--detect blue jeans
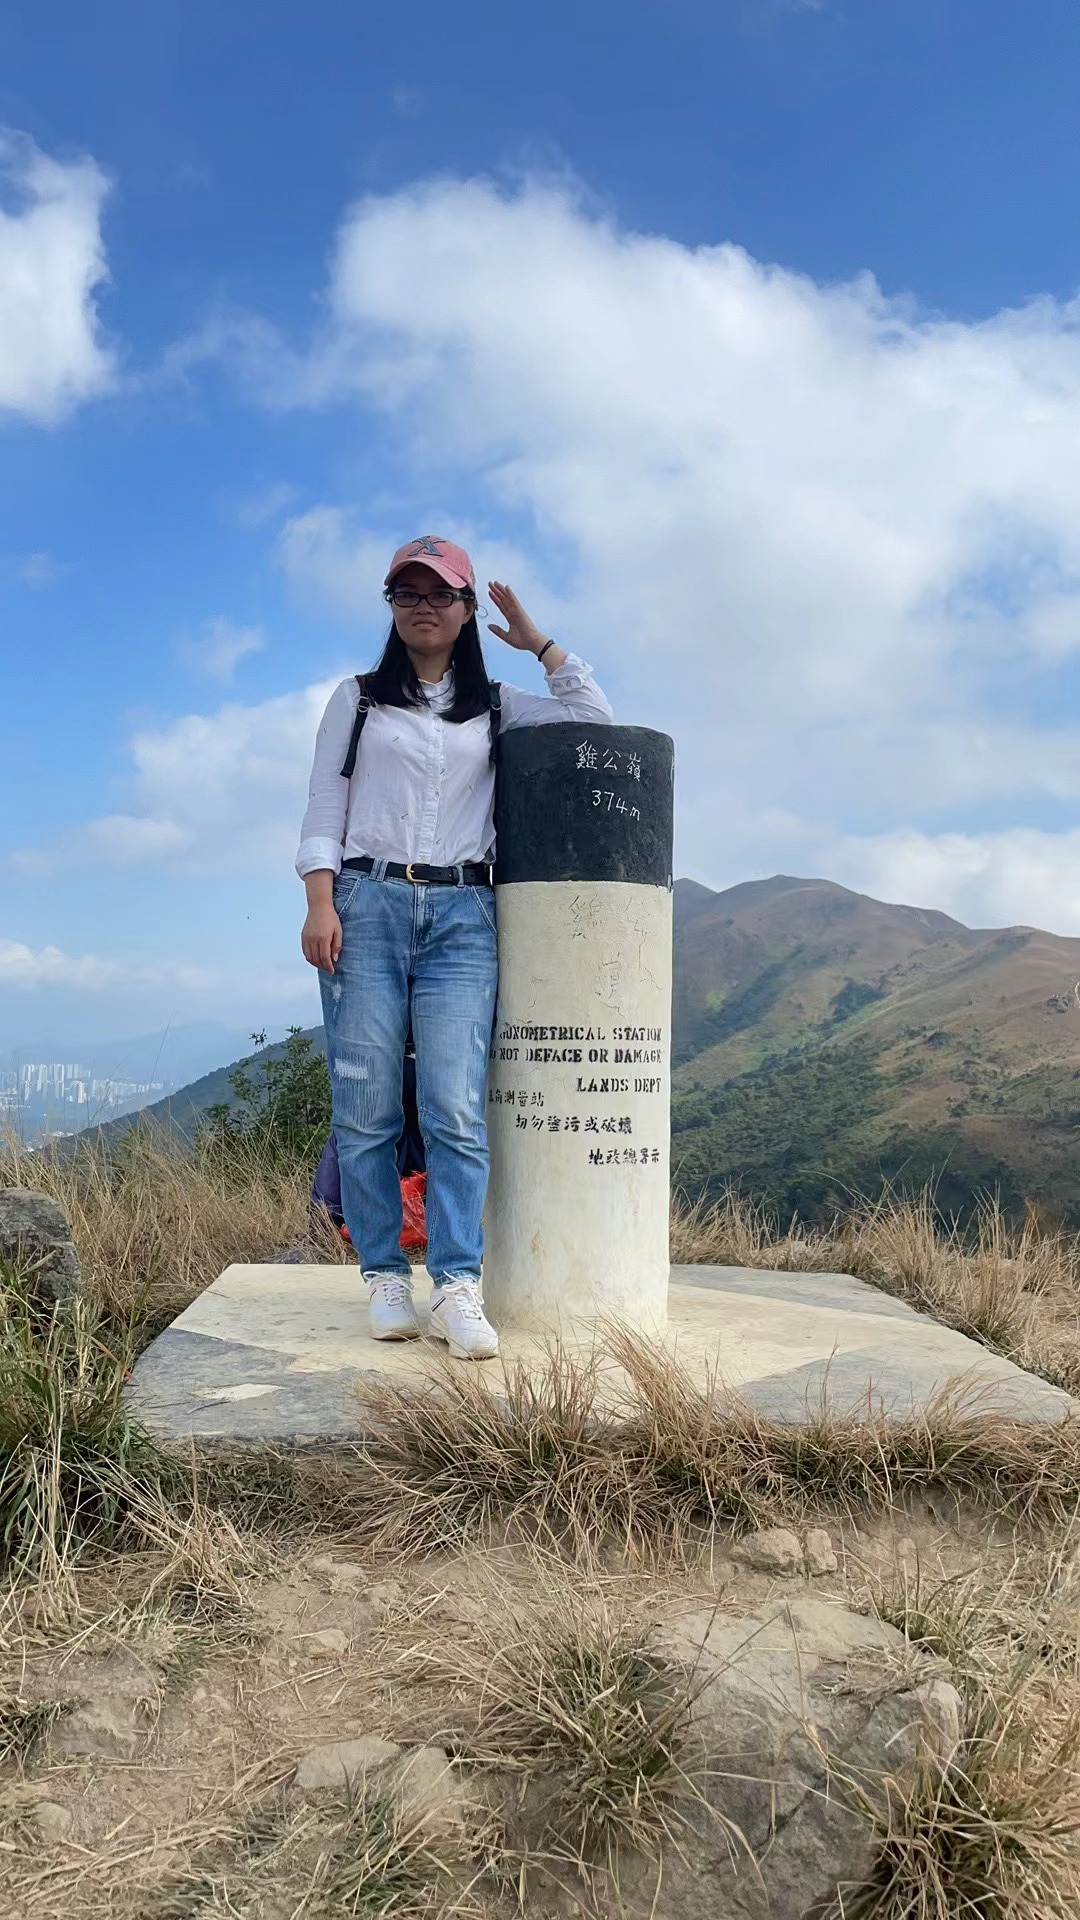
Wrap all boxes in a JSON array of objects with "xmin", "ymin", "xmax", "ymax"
[{"xmin": 319, "ymin": 871, "xmax": 498, "ymax": 1286}]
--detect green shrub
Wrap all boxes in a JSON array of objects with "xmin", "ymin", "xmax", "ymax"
[{"xmin": 198, "ymin": 1026, "xmax": 331, "ymax": 1169}]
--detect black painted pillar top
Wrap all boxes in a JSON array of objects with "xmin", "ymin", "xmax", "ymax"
[{"xmin": 494, "ymin": 724, "xmax": 674, "ymax": 887}]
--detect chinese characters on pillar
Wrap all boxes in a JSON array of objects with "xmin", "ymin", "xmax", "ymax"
[{"xmin": 575, "ymin": 739, "xmax": 643, "ymax": 822}]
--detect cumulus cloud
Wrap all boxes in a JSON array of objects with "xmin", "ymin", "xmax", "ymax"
[
  {"xmin": 235, "ymin": 173, "xmax": 1080, "ymax": 929},
  {"xmin": 0, "ymin": 936, "xmax": 291, "ymax": 995},
  {"xmin": 826, "ymin": 827, "xmax": 1080, "ymax": 936},
  {"xmin": 277, "ymin": 509, "xmax": 391, "ymax": 618},
  {"xmin": 10, "ymin": 681, "xmax": 338, "ymax": 877},
  {"xmin": 180, "ymin": 615, "xmax": 266, "ymax": 681},
  {"xmin": 0, "ymin": 131, "xmax": 114, "ymax": 424}
]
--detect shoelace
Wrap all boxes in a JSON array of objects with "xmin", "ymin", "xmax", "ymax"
[
  {"xmin": 438, "ymin": 1283, "xmax": 486, "ymax": 1321},
  {"xmin": 374, "ymin": 1280, "xmax": 414, "ymax": 1311}
]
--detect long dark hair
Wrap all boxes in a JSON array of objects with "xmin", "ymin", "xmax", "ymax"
[{"xmin": 365, "ymin": 608, "xmax": 493, "ymax": 722}]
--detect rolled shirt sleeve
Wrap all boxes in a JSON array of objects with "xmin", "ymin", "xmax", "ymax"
[
  {"xmin": 500, "ymin": 653, "xmax": 614, "ymax": 730},
  {"xmin": 295, "ymin": 678, "xmax": 355, "ymax": 878}
]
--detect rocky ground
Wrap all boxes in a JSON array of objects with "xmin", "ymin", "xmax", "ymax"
[
  {"xmin": 0, "ymin": 1492, "xmax": 1065, "ymax": 1920},
  {"xmin": 4, "ymin": 1175, "xmax": 1080, "ymax": 1916}
]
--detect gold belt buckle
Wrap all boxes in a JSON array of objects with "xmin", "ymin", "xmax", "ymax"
[{"xmin": 405, "ymin": 862, "xmax": 420, "ymax": 883}]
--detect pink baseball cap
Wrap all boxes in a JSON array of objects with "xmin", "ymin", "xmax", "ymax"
[{"xmin": 385, "ymin": 534, "xmax": 475, "ymax": 592}]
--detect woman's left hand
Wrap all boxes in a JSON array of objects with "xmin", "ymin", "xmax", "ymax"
[{"xmin": 488, "ymin": 581, "xmax": 550, "ymax": 655}]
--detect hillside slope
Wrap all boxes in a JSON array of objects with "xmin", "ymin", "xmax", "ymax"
[
  {"xmin": 671, "ymin": 875, "xmax": 1080, "ymax": 1220},
  {"xmin": 79, "ymin": 875, "xmax": 1080, "ymax": 1220},
  {"xmin": 79, "ymin": 1028, "xmax": 327, "ymax": 1146}
]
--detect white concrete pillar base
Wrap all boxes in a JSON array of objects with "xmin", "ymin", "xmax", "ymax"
[{"xmin": 483, "ymin": 879, "xmax": 672, "ymax": 1333}]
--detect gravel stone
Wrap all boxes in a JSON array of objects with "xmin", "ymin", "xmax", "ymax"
[
  {"xmin": 733, "ymin": 1527, "xmax": 804, "ymax": 1574},
  {"xmin": 293, "ymin": 1734, "xmax": 402, "ymax": 1792},
  {"xmin": 805, "ymin": 1528, "xmax": 839, "ymax": 1575}
]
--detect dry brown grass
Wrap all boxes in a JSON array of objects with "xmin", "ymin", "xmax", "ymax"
[
  {"xmin": 0, "ymin": 1126, "xmax": 348, "ymax": 1337},
  {"xmin": 434, "ymin": 1561, "xmax": 708, "ymax": 1870},
  {"xmin": 837, "ymin": 1690, "xmax": 1080, "ymax": 1919},
  {"xmin": 142, "ymin": 1787, "xmax": 484, "ymax": 1920},
  {"xmin": 341, "ymin": 1338, "xmax": 1080, "ymax": 1562},
  {"xmin": 837, "ymin": 1547, "xmax": 1080, "ymax": 1918},
  {"xmin": 672, "ymin": 1187, "xmax": 1080, "ymax": 1392}
]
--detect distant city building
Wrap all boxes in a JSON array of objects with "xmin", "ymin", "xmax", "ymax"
[{"xmin": 0, "ymin": 1060, "xmax": 171, "ymax": 1143}]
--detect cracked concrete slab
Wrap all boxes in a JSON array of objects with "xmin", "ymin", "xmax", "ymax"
[{"xmin": 125, "ymin": 1263, "xmax": 1078, "ymax": 1446}]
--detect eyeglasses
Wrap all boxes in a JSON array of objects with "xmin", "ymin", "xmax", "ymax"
[{"xmin": 386, "ymin": 586, "xmax": 471, "ymax": 610}]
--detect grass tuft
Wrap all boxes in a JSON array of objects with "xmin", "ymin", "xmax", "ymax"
[
  {"xmin": 347, "ymin": 1334, "xmax": 1080, "ymax": 1561},
  {"xmin": 349, "ymin": 1347, "xmax": 627, "ymax": 1556},
  {"xmin": 439, "ymin": 1568, "xmax": 703, "ymax": 1867},
  {"xmin": 837, "ymin": 1688, "xmax": 1080, "ymax": 1920},
  {"xmin": 0, "ymin": 1693, "xmax": 68, "ymax": 1763},
  {"xmin": 0, "ymin": 1255, "xmax": 183, "ymax": 1580},
  {"xmin": 147, "ymin": 1789, "xmax": 478, "ymax": 1919}
]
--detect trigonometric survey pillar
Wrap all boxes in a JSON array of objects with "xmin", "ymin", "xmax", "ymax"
[{"xmin": 483, "ymin": 723, "xmax": 675, "ymax": 1332}]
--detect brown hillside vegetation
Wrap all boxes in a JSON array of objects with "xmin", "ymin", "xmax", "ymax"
[{"xmin": 673, "ymin": 875, "xmax": 1080, "ymax": 1217}]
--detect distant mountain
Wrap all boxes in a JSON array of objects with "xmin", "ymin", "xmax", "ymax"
[
  {"xmin": 1, "ymin": 1024, "xmax": 265, "ymax": 1088},
  {"xmin": 72, "ymin": 1026, "xmax": 325, "ymax": 1146},
  {"xmin": 79, "ymin": 877, "xmax": 1080, "ymax": 1222},
  {"xmin": 670, "ymin": 875, "xmax": 1080, "ymax": 1222}
]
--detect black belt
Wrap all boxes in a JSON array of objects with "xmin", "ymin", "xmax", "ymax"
[{"xmin": 341, "ymin": 855, "xmax": 494, "ymax": 887}]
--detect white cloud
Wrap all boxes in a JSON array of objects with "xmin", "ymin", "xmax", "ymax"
[
  {"xmin": 0, "ymin": 131, "xmax": 114, "ymax": 424},
  {"xmin": 17, "ymin": 550, "xmax": 63, "ymax": 587},
  {"xmin": 277, "ymin": 508, "xmax": 390, "ymax": 618},
  {"xmin": 218, "ymin": 172, "xmax": 1080, "ymax": 931},
  {"xmin": 826, "ymin": 827, "xmax": 1080, "ymax": 936},
  {"xmin": 0, "ymin": 936, "xmax": 303, "ymax": 996},
  {"xmin": 180, "ymin": 615, "xmax": 266, "ymax": 681},
  {"xmin": 11, "ymin": 681, "xmax": 338, "ymax": 877},
  {"xmin": 231, "ymin": 480, "xmax": 298, "ymax": 527}
]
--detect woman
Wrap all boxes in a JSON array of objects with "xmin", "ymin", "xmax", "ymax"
[{"xmin": 297, "ymin": 535, "xmax": 613, "ymax": 1358}]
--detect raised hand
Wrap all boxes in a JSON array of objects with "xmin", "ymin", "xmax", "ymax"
[{"xmin": 487, "ymin": 580, "xmax": 550, "ymax": 655}]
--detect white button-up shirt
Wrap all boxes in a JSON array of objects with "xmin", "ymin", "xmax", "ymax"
[{"xmin": 296, "ymin": 654, "xmax": 614, "ymax": 876}]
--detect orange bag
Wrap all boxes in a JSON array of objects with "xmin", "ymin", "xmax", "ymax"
[
  {"xmin": 337, "ymin": 1173, "xmax": 427, "ymax": 1252},
  {"xmin": 399, "ymin": 1171, "xmax": 428, "ymax": 1251}
]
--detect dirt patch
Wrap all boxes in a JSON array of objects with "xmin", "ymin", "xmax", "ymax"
[{"xmin": 0, "ymin": 1500, "xmax": 1051, "ymax": 1919}]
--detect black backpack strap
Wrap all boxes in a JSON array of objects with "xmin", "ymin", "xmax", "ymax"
[
  {"xmin": 339, "ymin": 675, "xmax": 371, "ymax": 779},
  {"xmin": 488, "ymin": 681, "xmax": 502, "ymax": 766}
]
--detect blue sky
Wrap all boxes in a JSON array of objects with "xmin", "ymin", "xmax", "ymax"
[{"xmin": 4, "ymin": 0, "xmax": 1080, "ymax": 1049}]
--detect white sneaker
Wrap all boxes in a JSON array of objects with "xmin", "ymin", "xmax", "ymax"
[
  {"xmin": 429, "ymin": 1280, "xmax": 500, "ymax": 1361},
  {"xmin": 367, "ymin": 1275, "xmax": 421, "ymax": 1341}
]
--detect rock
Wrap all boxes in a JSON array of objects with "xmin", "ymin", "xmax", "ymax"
[
  {"xmin": 309, "ymin": 1557, "xmax": 405, "ymax": 1608},
  {"xmin": 293, "ymin": 1734, "xmax": 401, "ymax": 1792},
  {"xmin": 366, "ymin": 1579, "xmax": 406, "ymax": 1611},
  {"xmin": 0, "ymin": 1189, "xmax": 81, "ymax": 1304},
  {"xmin": 28, "ymin": 1800, "xmax": 73, "ymax": 1844},
  {"xmin": 306, "ymin": 1628, "xmax": 349, "ymax": 1655},
  {"xmin": 618, "ymin": 1596, "xmax": 963, "ymax": 1920},
  {"xmin": 48, "ymin": 1698, "xmax": 138, "ymax": 1759},
  {"xmin": 732, "ymin": 1527, "xmax": 804, "ymax": 1575},
  {"xmin": 805, "ymin": 1528, "xmax": 839, "ymax": 1576},
  {"xmin": 310, "ymin": 1554, "xmax": 359, "ymax": 1579},
  {"xmin": 391, "ymin": 1746, "xmax": 465, "ymax": 1836}
]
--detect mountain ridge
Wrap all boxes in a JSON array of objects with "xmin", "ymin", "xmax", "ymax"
[{"xmin": 68, "ymin": 874, "xmax": 1080, "ymax": 1220}]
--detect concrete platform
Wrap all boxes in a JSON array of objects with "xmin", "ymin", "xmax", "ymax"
[{"xmin": 126, "ymin": 1263, "xmax": 1079, "ymax": 1446}]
